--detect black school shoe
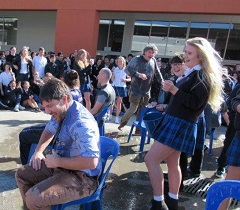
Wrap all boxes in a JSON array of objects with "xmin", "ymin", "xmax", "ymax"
[
  {"xmin": 165, "ymin": 194, "xmax": 178, "ymax": 210},
  {"xmin": 150, "ymin": 199, "xmax": 169, "ymax": 210}
]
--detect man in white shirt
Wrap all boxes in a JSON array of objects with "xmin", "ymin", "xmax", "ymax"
[{"xmin": 32, "ymin": 47, "xmax": 47, "ymax": 78}]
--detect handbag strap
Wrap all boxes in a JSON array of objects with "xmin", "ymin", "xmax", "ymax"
[{"xmin": 51, "ymin": 122, "xmax": 63, "ymax": 149}]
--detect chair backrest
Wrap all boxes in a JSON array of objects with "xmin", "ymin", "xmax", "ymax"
[
  {"xmin": 143, "ymin": 111, "xmax": 163, "ymax": 138},
  {"xmin": 95, "ymin": 106, "xmax": 110, "ymax": 124},
  {"xmin": 205, "ymin": 180, "xmax": 240, "ymax": 210},
  {"xmin": 98, "ymin": 136, "xmax": 120, "ymax": 182},
  {"xmin": 137, "ymin": 107, "xmax": 152, "ymax": 127},
  {"xmin": 137, "ymin": 107, "xmax": 161, "ymax": 127}
]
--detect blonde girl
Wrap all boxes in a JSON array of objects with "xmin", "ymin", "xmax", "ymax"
[
  {"xmin": 73, "ymin": 49, "xmax": 92, "ymax": 110},
  {"xmin": 111, "ymin": 56, "xmax": 131, "ymax": 123},
  {"xmin": 145, "ymin": 37, "xmax": 224, "ymax": 210}
]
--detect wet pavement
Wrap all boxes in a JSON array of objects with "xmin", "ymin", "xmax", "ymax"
[{"xmin": 0, "ymin": 109, "xmax": 239, "ymax": 210}]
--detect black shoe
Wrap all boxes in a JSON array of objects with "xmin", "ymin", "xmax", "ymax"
[
  {"xmin": 0, "ymin": 101, "xmax": 9, "ymax": 110},
  {"xmin": 185, "ymin": 167, "xmax": 200, "ymax": 179},
  {"xmin": 216, "ymin": 167, "xmax": 226, "ymax": 178},
  {"xmin": 204, "ymin": 145, "xmax": 209, "ymax": 152},
  {"xmin": 150, "ymin": 199, "xmax": 169, "ymax": 210},
  {"xmin": 165, "ymin": 194, "xmax": 178, "ymax": 210}
]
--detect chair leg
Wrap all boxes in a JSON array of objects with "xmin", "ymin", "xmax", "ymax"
[
  {"xmin": 139, "ymin": 129, "xmax": 147, "ymax": 152},
  {"xmin": 147, "ymin": 135, "xmax": 151, "ymax": 144},
  {"xmin": 127, "ymin": 124, "xmax": 135, "ymax": 142},
  {"xmin": 99, "ymin": 125, "xmax": 104, "ymax": 136},
  {"xmin": 102, "ymin": 124, "xmax": 105, "ymax": 136}
]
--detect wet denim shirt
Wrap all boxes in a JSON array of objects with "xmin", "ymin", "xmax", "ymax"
[{"xmin": 45, "ymin": 101, "xmax": 101, "ymax": 176}]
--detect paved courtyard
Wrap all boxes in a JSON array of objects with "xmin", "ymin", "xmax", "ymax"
[{"xmin": 0, "ymin": 109, "xmax": 239, "ymax": 210}]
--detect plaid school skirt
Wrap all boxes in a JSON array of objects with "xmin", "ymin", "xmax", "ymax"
[
  {"xmin": 113, "ymin": 86, "xmax": 127, "ymax": 97},
  {"xmin": 195, "ymin": 117, "xmax": 206, "ymax": 150},
  {"xmin": 226, "ymin": 136, "xmax": 240, "ymax": 167},
  {"xmin": 152, "ymin": 114, "xmax": 197, "ymax": 155}
]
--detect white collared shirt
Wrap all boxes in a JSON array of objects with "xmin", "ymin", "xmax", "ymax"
[{"xmin": 176, "ymin": 64, "xmax": 201, "ymax": 83}]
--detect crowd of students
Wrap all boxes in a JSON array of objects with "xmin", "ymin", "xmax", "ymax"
[{"xmin": 0, "ymin": 46, "xmax": 133, "ymax": 113}]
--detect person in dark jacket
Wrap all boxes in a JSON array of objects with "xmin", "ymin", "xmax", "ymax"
[
  {"xmin": 55, "ymin": 52, "xmax": 65, "ymax": 75},
  {"xmin": 6, "ymin": 46, "xmax": 18, "ymax": 74},
  {"xmin": 90, "ymin": 58, "xmax": 104, "ymax": 89},
  {"xmin": 4, "ymin": 80, "xmax": 25, "ymax": 112},
  {"xmin": 21, "ymin": 80, "xmax": 41, "ymax": 112},
  {"xmin": 44, "ymin": 54, "xmax": 61, "ymax": 79},
  {"xmin": 215, "ymin": 83, "xmax": 240, "ymax": 178}
]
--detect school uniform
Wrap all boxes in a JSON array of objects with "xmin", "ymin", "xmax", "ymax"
[
  {"xmin": 153, "ymin": 65, "xmax": 210, "ymax": 155},
  {"xmin": 112, "ymin": 66, "xmax": 127, "ymax": 97}
]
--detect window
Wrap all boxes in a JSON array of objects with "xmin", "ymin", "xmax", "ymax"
[
  {"xmin": 132, "ymin": 20, "xmax": 151, "ymax": 53},
  {"xmin": 165, "ymin": 21, "xmax": 188, "ymax": 56},
  {"xmin": 97, "ymin": 19, "xmax": 125, "ymax": 52},
  {"xmin": 0, "ymin": 17, "xmax": 18, "ymax": 45},
  {"xmin": 149, "ymin": 21, "xmax": 170, "ymax": 54},
  {"xmin": 189, "ymin": 22, "xmax": 209, "ymax": 38},
  {"xmin": 208, "ymin": 22, "xmax": 230, "ymax": 58},
  {"xmin": 131, "ymin": 20, "xmax": 170, "ymax": 54},
  {"xmin": 225, "ymin": 23, "xmax": 240, "ymax": 60}
]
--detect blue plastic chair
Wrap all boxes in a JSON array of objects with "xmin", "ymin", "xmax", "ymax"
[
  {"xmin": 205, "ymin": 180, "xmax": 240, "ymax": 210},
  {"xmin": 51, "ymin": 136, "xmax": 120, "ymax": 210},
  {"xmin": 95, "ymin": 106, "xmax": 110, "ymax": 136},
  {"xmin": 143, "ymin": 111, "xmax": 163, "ymax": 142},
  {"xmin": 127, "ymin": 107, "xmax": 160, "ymax": 152}
]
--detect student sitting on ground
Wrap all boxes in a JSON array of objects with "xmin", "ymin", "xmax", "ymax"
[
  {"xmin": 21, "ymin": 80, "xmax": 41, "ymax": 112},
  {"xmin": 4, "ymin": 80, "xmax": 25, "ymax": 112}
]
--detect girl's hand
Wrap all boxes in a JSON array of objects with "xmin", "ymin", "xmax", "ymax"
[{"xmin": 162, "ymin": 80, "xmax": 178, "ymax": 95}]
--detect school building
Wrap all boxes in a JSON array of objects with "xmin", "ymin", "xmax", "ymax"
[{"xmin": 1, "ymin": 0, "xmax": 240, "ymax": 64}]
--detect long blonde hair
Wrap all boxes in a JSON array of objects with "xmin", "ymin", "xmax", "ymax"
[
  {"xmin": 76, "ymin": 49, "xmax": 89, "ymax": 69},
  {"xmin": 186, "ymin": 37, "xmax": 224, "ymax": 112}
]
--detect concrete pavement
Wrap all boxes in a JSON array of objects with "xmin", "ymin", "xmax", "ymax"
[{"xmin": 0, "ymin": 109, "xmax": 239, "ymax": 210}]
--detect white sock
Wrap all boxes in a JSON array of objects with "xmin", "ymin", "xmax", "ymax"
[
  {"xmin": 169, "ymin": 192, "xmax": 178, "ymax": 199},
  {"xmin": 153, "ymin": 195, "xmax": 164, "ymax": 201}
]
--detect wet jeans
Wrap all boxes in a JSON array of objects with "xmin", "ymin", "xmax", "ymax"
[
  {"xmin": 15, "ymin": 161, "xmax": 98, "ymax": 210},
  {"xmin": 120, "ymin": 94, "xmax": 149, "ymax": 127}
]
